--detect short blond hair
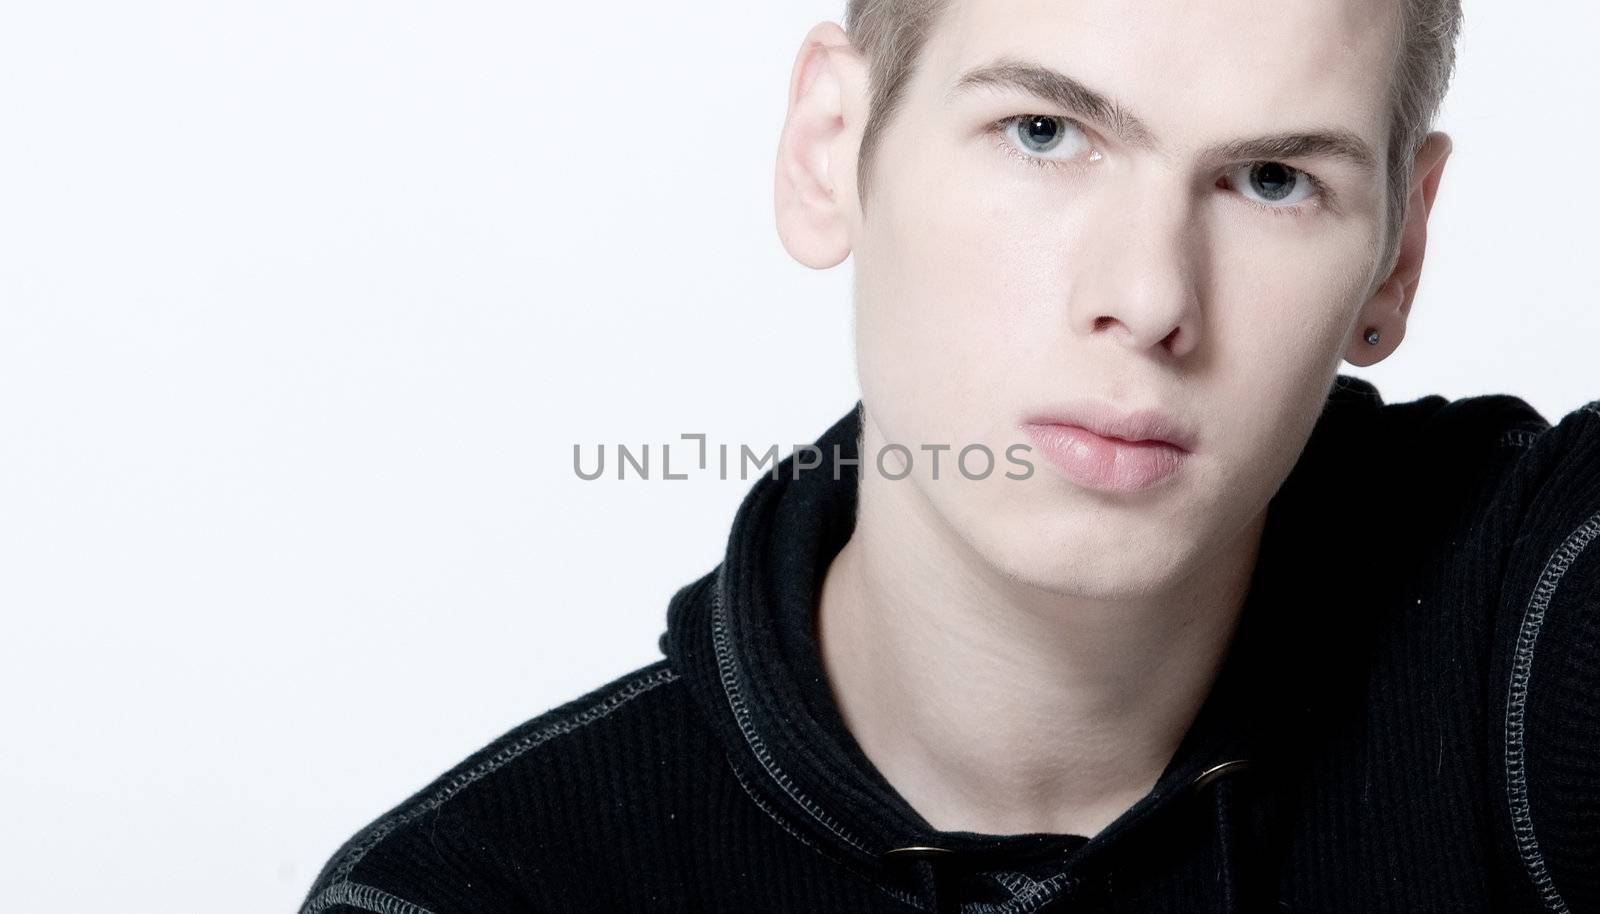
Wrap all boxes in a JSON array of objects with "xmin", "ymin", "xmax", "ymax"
[{"xmin": 844, "ymin": 0, "xmax": 1463, "ymax": 291}]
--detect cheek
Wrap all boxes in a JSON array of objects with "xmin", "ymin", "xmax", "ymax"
[
  {"xmin": 1209, "ymin": 232, "xmax": 1371, "ymax": 370},
  {"xmin": 1202, "ymin": 244, "xmax": 1371, "ymax": 475},
  {"xmin": 856, "ymin": 168, "xmax": 1069, "ymax": 396}
]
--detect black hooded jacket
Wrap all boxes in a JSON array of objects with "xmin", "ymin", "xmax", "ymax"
[{"xmin": 299, "ymin": 375, "xmax": 1600, "ymax": 913}]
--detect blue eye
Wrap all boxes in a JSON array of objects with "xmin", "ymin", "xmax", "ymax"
[
  {"xmin": 1019, "ymin": 115, "xmax": 1065, "ymax": 152},
  {"xmin": 1230, "ymin": 161, "xmax": 1319, "ymax": 208},
  {"xmin": 1003, "ymin": 115, "xmax": 1092, "ymax": 161}
]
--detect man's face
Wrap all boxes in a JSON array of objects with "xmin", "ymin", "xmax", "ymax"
[{"xmin": 847, "ymin": 0, "xmax": 1402, "ymax": 596}]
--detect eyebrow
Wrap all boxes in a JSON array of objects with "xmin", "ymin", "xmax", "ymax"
[{"xmin": 948, "ymin": 58, "xmax": 1380, "ymax": 177}]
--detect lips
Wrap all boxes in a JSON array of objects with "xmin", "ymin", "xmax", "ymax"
[
  {"xmin": 1020, "ymin": 402, "xmax": 1197, "ymax": 453},
  {"xmin": 1018, "ymin": 400, "xmax": 1197, "ymax": 492}
]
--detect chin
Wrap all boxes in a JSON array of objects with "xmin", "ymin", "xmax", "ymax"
[
  {"xmin": 967, "ymin": 505, "xmax": 1194, "ymax": 600},
  {"xmin": 966, "ymin": 525, "xmax": 1145, "ymax": 598}
]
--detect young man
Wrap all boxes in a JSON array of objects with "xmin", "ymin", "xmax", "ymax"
[{"xmin": 301, "ymin": 0, "xmax": 1599, "ymax": 911}]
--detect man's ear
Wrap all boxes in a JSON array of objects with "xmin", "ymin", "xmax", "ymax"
[
  {"xmin": 774, "ymin": 21, "xmax": 868, "ymax": 270},
  {"xmin": 1345, "ymin": 131, "xmax": 1453, "ymax": 366}
]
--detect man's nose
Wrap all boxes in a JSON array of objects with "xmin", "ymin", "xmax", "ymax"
[{"xmin": 1067, "ymin": 187, "xmax": 1204, "ymax": 360}]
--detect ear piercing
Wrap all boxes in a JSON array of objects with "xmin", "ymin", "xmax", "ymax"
[{"xmin": 1364, "ymin": 327, "xmax": 1381, "ymax": 345}]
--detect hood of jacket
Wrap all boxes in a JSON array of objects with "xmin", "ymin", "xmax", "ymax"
[{"xmin": 659, "ymin": 375, "xmax": 1398, "ymax": 913}]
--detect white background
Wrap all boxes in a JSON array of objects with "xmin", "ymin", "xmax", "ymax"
[{"xmin": 1, "ymin": 2, "xmax": 1595, "ymax": 910}]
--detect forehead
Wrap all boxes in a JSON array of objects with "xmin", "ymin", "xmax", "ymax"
[{"xmin": 922, "ymin": 0, "xmax": 1401, "ymax": 154}]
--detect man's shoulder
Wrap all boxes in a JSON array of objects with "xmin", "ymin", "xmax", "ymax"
[
  {"xmin": 1496, "ymin": 395, "xmax": 1600, "ymax": 506},
  {"xmin": 1373, "ymin": 387, "xmax": 1600, "ymax": 608},
  {"xmin": 1361, "ymin": 380, "xmax": 1552, "ymax": 465},
  {"xmin": 1332, "ymin": 381, "xmax": 1598, "ymax": 530},
  {"xmin": 297, "ymin": 657, "xmax": 703, "ymax": 914},
  {"xmin": 1439, "ymin": 390, "xmax": 1600, "ymax": 543}
]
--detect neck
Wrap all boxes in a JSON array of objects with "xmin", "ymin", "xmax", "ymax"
[{"xmin": 816, "ymin": 421, "xmax": 1265, "ymax": 839}]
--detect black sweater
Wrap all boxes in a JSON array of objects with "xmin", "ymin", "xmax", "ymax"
[{"xmin": 298, "ymin": 375, "xmax": 1600, "ymax": 913}]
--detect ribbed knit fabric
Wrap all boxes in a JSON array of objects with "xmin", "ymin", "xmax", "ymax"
[{"xmin": 298, "ymin": 374, "xmax": 1600, "ymax": 913}]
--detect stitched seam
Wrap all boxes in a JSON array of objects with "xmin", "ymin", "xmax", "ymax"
[
  {"xmin": 1500, "ymin": 400, "xmax": 1598, "ymax": 451},
  {"xmin": 1504, "ymin": 509, "xmax": 1600, "ymax": 914},
  {"xmin": 968, "ymin": 871, "xmax": 1079, "ymax": 914},
  {"xmin": 1522, "ymin": 402, "xmax": 1600, "ymax": 451},
  {"xmin": 988, "ymin": 872, "xmax": 1038, "ymax": 895},
  {"xmin": 1501, "ymin": 429, "xmax": 1541, "ymax": 450},
  {"xmin": 725, "ymin": 753, "xmax": 928, "ymax": 912},
  {"xmin": 301, "ymin": 881, "xmax": 440, "ymax": 914},
  {"xmin": 313, "ymin": 663, "xmax": 679, "ymax": 897},
  {"xmin": 710, "ymin": 571, "xmax": 873, "ymax": 853}
]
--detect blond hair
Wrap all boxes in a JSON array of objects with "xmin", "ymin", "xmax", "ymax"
[{"xmin": 844, "ymin": 0, "xmax": 1463, "ymax": 289}]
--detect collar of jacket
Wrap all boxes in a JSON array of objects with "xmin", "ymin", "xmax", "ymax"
[{"xmin": 662, "ymin": 375, "xmax": 1391, "ymax": 911}]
